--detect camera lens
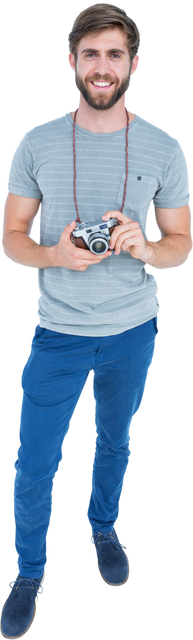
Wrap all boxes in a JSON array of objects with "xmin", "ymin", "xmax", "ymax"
[
  {"xmin": 93, "ymin": 240, "xmax": 106, "ymax": 253},
  {"xmin": 90, "ymin": 240, "xmax": 107, "ymax": 253},
  {"xmin": 89, "ymin": 235, "xmax": 108, "ymax": 254}
]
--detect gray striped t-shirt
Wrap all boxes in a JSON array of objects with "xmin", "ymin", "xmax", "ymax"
[{"xmin": 8, "ymin": 113, "xmax": 189, "ymax": 336}]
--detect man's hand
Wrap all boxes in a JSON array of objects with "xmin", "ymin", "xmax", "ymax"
[
  {"xmin": 53, "ymin": 220, "xmax": 112, "ymax": 271},
  {"xmin": 102, "ymin": 210, "xmax": 148, "ymax": 261}
]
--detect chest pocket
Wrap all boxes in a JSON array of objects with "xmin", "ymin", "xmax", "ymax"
[
  {"xmin": 116, "ymin": 173, "xmax": 157, "ymax": 212},
  {"xmin": 117, "ymin": 173, "xmax": 158, "ymax": 239}
]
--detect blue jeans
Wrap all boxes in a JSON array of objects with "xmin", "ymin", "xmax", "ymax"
[{"xmin": 14, "ymin": 318, "xmax": 158, "ymax": 578}]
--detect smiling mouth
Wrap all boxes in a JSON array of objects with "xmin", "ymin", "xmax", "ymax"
[{"xmin": 91, "ymin": 80, "xmax": 114, "ymax": 91}]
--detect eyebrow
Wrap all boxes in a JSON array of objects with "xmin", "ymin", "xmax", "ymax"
[{"xmin": 80, "ymin": 48, "xmax": 126, "ymax": 55}]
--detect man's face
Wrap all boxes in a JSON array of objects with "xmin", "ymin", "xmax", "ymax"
[{"xmin": 69, "ymin": 28, "xmax": 137, "ymax": 110}]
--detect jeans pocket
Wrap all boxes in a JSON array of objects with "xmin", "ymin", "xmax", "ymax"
[
  {"xmin": 153, "ymin": 316, "xmax": 158, "ymax": 335},
  {"xmin": 34, "ymin": 325, "xmax": 47, "ymax": 339}
]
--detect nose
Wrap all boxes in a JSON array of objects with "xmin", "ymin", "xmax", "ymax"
[{"xmin": 94, "ymin": 54, "xmax": 112, "ymax": 77}]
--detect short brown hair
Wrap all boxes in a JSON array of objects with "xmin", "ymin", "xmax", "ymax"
[{"xmin": 68, "ymin": 3, "xmax": 140, "ymax": 64}]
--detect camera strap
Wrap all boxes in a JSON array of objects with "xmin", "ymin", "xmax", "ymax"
[{"xmin": 73, "ymin": 106, "xmax": 129, "ymax": 224}]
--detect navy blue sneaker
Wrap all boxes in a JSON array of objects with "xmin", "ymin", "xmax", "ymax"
[
  {"xmin": 0, "ymin": 574, "xmax": 44, "ymax": 638},
  {"xmin": 92, "ymin": 528, "xmax": 129, "ymax": 585}
]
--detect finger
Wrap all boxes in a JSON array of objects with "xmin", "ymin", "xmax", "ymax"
[
  {"xmin": 110, "ymin": 222, "xmax": 140, "ymax": 249},
  {"xmin": 102, "ymin": 210, "xmax": 132, "ymax": 224}
]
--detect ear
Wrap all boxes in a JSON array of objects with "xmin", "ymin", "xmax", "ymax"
[
  {"xmin": 130, "ymin": 53, "xmax": 142, "ymax": 76},
  {"xmin": 69, "ymin": 52, "xmax": 76, "ymax": 71}
]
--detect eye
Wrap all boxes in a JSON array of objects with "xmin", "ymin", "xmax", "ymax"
[
  {"xmin": 110, "ymin": 53, "xmax": 120, "ymax": 59},
  {"xmin": 86, "ymin": 53, "xmax": 120, "ymax": 58},
  {"xmin": 85, "ymin": 53, "xmax": 97, "ymax": 58}
]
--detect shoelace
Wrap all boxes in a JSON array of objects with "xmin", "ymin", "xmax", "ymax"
[
  {"xmin": 93, "ymin": 532, "xmax": 129, "ymax": 552},
  {"xmin": 9, "ymin": 577, "xmax": 43, "ymax": 596}
]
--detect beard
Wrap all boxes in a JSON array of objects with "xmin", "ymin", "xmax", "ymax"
[{"xmin": 75, "ymin": 68, "xmax": 131, "ymax": 110}]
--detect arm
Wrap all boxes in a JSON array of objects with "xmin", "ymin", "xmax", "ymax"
[
  {"xmin": 145, "ymin": 205, "xmax": 192, "ymax": 268},
  {"xmin": 2, "ymin": 193, "xmax": 54, "ymax": 268},
  {"xmin": 3, "ymin": 231, "xmax": 55, "ymax": 271},
  {"xmin": 144, "ymin": 234, "xmax": 192, "ymax": 271}
]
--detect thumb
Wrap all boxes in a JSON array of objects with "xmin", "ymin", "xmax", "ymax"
[{"xmin": 69, "ymin": 220, "xmax": 76, "ymax": 230}]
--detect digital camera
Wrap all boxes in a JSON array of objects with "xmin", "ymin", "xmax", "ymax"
[{"xmin": 70, "ymin": 217, "xmax": 121, "ymax": 255}]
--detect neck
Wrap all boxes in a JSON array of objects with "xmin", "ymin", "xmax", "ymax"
[{"xmin": 71, "ymin": 103, "xmax": 135, "ymax": 133}]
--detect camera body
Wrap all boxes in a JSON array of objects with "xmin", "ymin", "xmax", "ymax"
[{"xmin": 70, "ymin": 217, "xmax": 121, "ymax": 255}]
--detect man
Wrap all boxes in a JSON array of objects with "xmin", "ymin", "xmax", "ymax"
[{"xmin": 1, "ymin": 3, "xmax": 192, "ymax": 638}]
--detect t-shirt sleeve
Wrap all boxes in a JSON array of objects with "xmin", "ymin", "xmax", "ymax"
[
  {"xmin": 153, "ymin": 140, "xmax": 189, "ymax": 208},
  {"xmin": 8, "ymin": 134, "xmax": 43, "ymax": 199}
]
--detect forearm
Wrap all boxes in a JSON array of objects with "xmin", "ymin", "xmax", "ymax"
[
  {"xmin": 3, "ymin": 231, "xmax": 56, "ymax": 268},
  {"xmin": 144, "ymin": 234, "xmax": 192, "ymax": 268}
]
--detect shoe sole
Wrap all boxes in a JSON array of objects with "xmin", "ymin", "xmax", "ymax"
[
  {"xmin": 0, "ymin": 573, "xmax": 48, "ymax": 640},
  {"xmin": 95, "ymin": 553, "xmax": 132, "ymax": 590}
]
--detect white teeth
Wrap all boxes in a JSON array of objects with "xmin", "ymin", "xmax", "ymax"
[{"xmin": 93, "ymin": 81, "xmax": 112, "ymax": 87}]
